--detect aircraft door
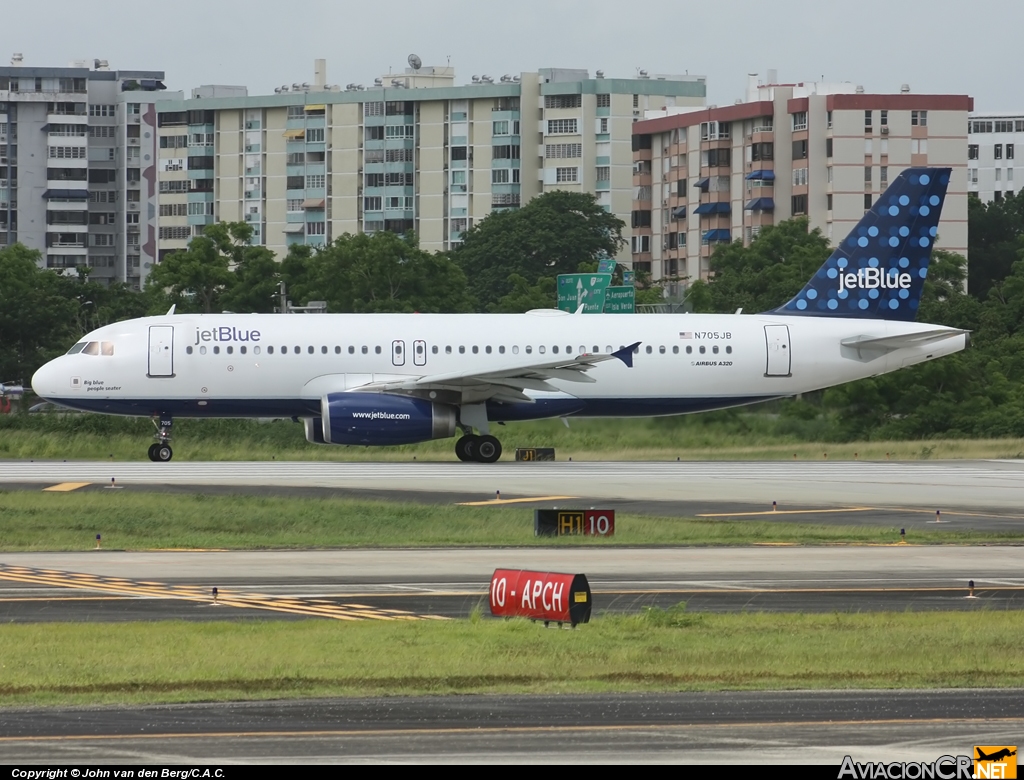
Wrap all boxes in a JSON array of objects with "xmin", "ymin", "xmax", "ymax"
[
  {"xmin": 413, "ymin": 340, "xmax": 427, "ymax": 367},
  {"xmin": 764, "ymin": 325, "xmax": 791, "ymax": 377},
  {"xmin": 148, "ymin": 326, "xmax": 175, "ymax": 378},
  {"xmin": 392, "ymin": 340, "xmax": 406, "ymax": 367}
]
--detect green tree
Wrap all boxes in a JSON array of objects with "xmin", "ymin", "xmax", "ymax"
[
  {"xmin": 0, "ymin": 244, "xmax": 78, "ymax": 381},
  {"xmin": 691, "ymin": 218, "xmax": 832, "ymax": 313},
  {"xmin": 453, "ymin": 191, "xmax": 626, "ymax": 309},
  {"xmin": 145, "ymin": 223, "xmax": 252, "ymax": 313},
  {"xmin": 290, "ymin": 231, "xmax": 473, "ymax": 313},
  {"xmin": 489, "ymin": 274, "xmax": 557, "ymax": 313},
  {"xmin": 967, "ymin": 192, "xmax": 1024, "ymax": 299}
]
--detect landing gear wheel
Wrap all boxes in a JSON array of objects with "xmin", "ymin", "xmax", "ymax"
[
  {"xmin": 475, "ymin": 435, "xmax": 502, "ymax": 464},
  {"xmin": 455, "ymin": 434, "xmax": 479, "ymax": 462},
  {"xmin": 147, "ymin": 443, "xmax": 160, "ymax": 462},
  {"xmin": 155, "ymin": 444, "xmax": 173, "ymax": 462}
]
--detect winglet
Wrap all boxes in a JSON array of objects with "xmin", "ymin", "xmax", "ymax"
[
  {"xmin": 166, "ymin": 304, "xmax": 176, "ymax": 316},
  {"xmin": 612, "ymin": 341, "xmax": 640, "ymax": 368}
]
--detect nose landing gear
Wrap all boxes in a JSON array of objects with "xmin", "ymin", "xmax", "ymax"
[{"xmin": 148, "ymin": 414, "xmax": 173, "ymax": 462}]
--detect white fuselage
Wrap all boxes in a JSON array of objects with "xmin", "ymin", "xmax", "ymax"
[{"xmin": 31, "ymin": 310, "xmax": 966, "ymax": 423}]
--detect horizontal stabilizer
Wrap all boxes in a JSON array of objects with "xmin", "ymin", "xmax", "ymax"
[{"xmin": 841, "ymin": 328, "xmax": 968, "ymax": 353}]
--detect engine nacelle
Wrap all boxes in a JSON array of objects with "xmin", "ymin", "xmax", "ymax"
[
  {"xmin": 303, "ymin": 417, "xmax": 326, "ymax": 444},
  {"xmin": 320, "ymin": 392, "xmax": 457, "ymax": 445}
]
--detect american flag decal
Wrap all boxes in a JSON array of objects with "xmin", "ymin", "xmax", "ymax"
[{"xmin": 679, "ymin": 332, "xmax": 693, "ymax": 339}]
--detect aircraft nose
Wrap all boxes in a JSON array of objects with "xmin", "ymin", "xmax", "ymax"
[{"xmin": 31, "ymin": 359, "xmax": 62, "ymax": 399}]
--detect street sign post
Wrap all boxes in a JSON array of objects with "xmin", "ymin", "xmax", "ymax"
[
  {"xmin": 556, "ymin": 273, "xmax": 612, "ymax": 313},
  {"xmin": 604, "ymin": 285, "xmax": 636, "ymax": 313}
]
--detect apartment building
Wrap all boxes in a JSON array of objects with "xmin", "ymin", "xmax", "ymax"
[
  {"xmin": 967, "ymin": 112, "xmax": 1023, "ymax": 202},
  {"xmin": 154, "ymin": 61, "xmax": 706, "ymax": 263},
  {"xmin": 630, "ymin": 76, "xmax": 971, "ymax": 290},
  {"xmin": 0, "ymin": 56, "xmax": 176, "ymax": 288}
]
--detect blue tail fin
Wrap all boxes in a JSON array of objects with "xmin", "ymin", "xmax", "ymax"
[{"xmin": 770, "ymin": 167, "xmax": 951, "ymax": 321}]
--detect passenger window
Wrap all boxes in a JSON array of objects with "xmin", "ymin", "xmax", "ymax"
[
  {"xmin": 294, "ymin": 346, "xmax": 300, "ymax": 354},
  {"xmin": 552, "ymin": 346, "xmax": 559, "ymax": 354},
  {"xmin": 213, "ymin": 346, "xmax": 220, "ymax": 354},
  {"xmin": 348, "ymin": 346, "xmax": 354, "ymax": 354},
  {"xmin": 240, "ymin": 346, "xmax": 247, "ymax": 355},
  {"xmin": 726, "ymin": 346, "xmax": 732, "ymax": 354},
  {"xmin": 362, "ymin": 346, "xmax": 368, "ymax": 354},
  {"xmin": 567, "ymin": 346, "xmax": 573, "ymax": 355},
  {"xmin": 633, "ymin": 346, "xmax": 640, "ymax": 354},
  {"xmin": 268, "ymin": 346, "xmax": 275, "ymax": 354},
  {"xmin": 645, "ymin": 346, "xmax": 653, "ymax": 354},
  {"xmin": 713, "ymin": 346, "xmax": 719, "ymax": 354},
  {"xmin": 375, "ymin": 346, "xmax": 381, "ymax": 354},
  {"xmin": 395, "ymin": 345, "xmax": 403, "ymax": 355},
  {"xmin": 525, "ymin": 346, "xmax": 532, "ymax": 354},
  {"xmin": 499, "ymin": 346, "xmax": 505, "ymax": 354},
  {"xmin": 308, "ymin": 346, "xmax": 314, "ymax": 355},
  {"xmin": 592, "ymin": 346, "xmax": 599, "ymax": 353},
  {"xmin": 485, "ymin": 346, "xmax": 492, "ymax": 354},
  {"xmin": 281, "ymin": 346, "xmax": 288, "ymax": 354},
  {"xmin": 659, "ymin": 346, "xmax": 665, "ymax": 354},
  {"xmin": 101, "ymin": 342, "xmax": 114, "ymax": 356},
  {"xmin": 322, "ymin": 346, "xmax": 328, "ymax": 354},
  {"xmin": 445, "ymin": 346, "xmax": 452, "ymax": 354},
  {"xmin": 512, "ymin": 346, "xmax": 519, "ymax": 354},
  {"xmin": 254, "ymin": 346, "xmax": 261, "ymax": 355},
  {"xmin": 672, "ymin": 346, "xmax": 679, "ymax": 354},
  {"xmin": 186, "ymin": 346, "xmax": 193, "ymax": 355},
  {"xmin": 539, "ymin": 346, "xmax": 546, "ymax": 354},
  {"xmin": 82, "ymin": 342, "xmax": 100, "ymax": 356},
  {"xmin": 472, "ymin": 346, "xmax": 478, "ymax": 354},
  {"xmin": 432, "ymin": 346, "xmax": 439, "ymax": 354},
  {"xmin": 66, "ymin": 342, "xmax": 87, "ymax": 355},
  {"xmin": 199, "ymin": 346, "xmax": 207, "ymax": 355},
  {"xmin": 699, "ymin": 346, "xmax": 706, "ymax": 354},
  {"xmin": 459, "ymin": 346, "xmax": 465, "ymax": 354},
  {"xmin": 606, "ymin": 345, "xmax": 612, "ymax": 353},
  {"xmin": 226, "ymin": 346, "xmax": 233, "ymax": 355},
  {"xmin": 686, "ymin": 346, "xmax": 692, "ymax": 354}
]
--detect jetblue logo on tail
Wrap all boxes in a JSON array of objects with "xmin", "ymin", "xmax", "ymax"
[{"xmin": 771, "ymin": 168, "xmax": 951, "ymax": 322}]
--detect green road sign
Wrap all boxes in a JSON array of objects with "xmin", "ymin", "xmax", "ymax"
[
  {"xmin": 597, "ymin": 259, "xmax": 618, "ymax": 274},
  {"xmin": 604, "ymin": 285, "xmax": 636, "ymax": 313},
  {"xmin": 557, "ymin": 273, "xmax": 612, "ymax": 313},
  {"xmin": 622, "ymin": 270, "xmax": 636, "ymax": 287}
]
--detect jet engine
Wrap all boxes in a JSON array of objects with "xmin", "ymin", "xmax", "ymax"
[{"xmin": 304, "ymin": 392, "xmax": 457, "ymax": 445}]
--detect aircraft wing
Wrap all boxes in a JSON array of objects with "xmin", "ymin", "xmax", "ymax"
[
  {"xmin": 352, "ymin": 342, "xmax": 640, "ymax": 404},
  {"xmin": 841, "ymin": 328, "xmax": 968, "ymax": 352}
]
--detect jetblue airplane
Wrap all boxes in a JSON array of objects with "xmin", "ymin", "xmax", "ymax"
[{"xmin": 31, "ymin": 168, "xmax": 967, "ymax": 463}]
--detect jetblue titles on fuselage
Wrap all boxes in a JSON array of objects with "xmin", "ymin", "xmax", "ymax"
[{"xmin": 194, "ymin": 327, "xmax": 261, "ymax": 345}]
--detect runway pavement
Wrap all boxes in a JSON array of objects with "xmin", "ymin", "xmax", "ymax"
[
  {"xmin": 5, "ymin": 458, "xmax": 1024, "ymax": 510},
  {"xmin": 0, "ymin": 690, "xmax": 1021, "ymax": 763},
  {"xmin": 1, "ymin": 546, "xmax": 1021, "ymax": 623}
]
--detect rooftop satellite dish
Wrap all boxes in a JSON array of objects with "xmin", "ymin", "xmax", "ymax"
[{"xmin": 408, "ymin": 54, "xmax": 422, "ymax": 70}]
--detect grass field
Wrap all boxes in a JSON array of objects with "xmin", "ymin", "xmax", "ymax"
[
  {"xmin": 0, "ymin": 491, "xmax": 1018, "ymax": 550},
  {"xmin": 2, "ymin": 611, "xmax": 1021, "ymax": 706},
  {"xmin": 5, "ymin": 411, "xmax": 1024, "ymax": 461}
]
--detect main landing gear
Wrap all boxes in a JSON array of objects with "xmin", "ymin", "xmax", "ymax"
[
  {"xmin": 148, "ymin": 414, "xmax": 173, "ymax": 462},
  {"xmin": 454, "ymin": 433, "xmax": 502, "ymax": 463}
]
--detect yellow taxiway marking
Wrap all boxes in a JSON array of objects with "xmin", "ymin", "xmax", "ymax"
[
  {"xmin": 697, "ymin": 507, "xmax": 874, "ymax": 517},
  {"xmin": 457, "ymin": 495, "xmax": 576, "ymax": 506},
  {"xmin": 0, "ymin": 564, "xmax": 448, "ymax": 623},
  {"xmin": 2, "ymin": 717, "xmax": 1022, "ymax": 744},
  {"xmin": 41, "ymin": 482, "xmax": 91, "ymax": 492}
]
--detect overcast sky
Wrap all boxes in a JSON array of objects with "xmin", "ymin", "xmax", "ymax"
[{"xmin": 4, "ymin": 0, "xmax": 1020, "ymax": 111}]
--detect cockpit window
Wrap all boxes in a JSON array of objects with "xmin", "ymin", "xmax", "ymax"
[{"xmin": 76, "ymin": 341, "xmax": 115, "ymax": 356}]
